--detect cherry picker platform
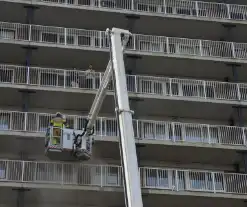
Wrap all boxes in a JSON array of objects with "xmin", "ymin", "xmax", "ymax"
[{"xmin": 45, "ymin": 126, "xmax": 93, "ymax": 161}]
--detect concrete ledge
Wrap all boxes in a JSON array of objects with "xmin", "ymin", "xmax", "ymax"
[
  {"xmin": 0, "ymin": 38, "xmax": 247, "ymax": 65},
  {"xmin": 1, "ymin": 131, "xmax": 246, "ymax": 151},
  {"xmin": 0, "ymin": 181, "xmax": 245, "ymax": 200}
]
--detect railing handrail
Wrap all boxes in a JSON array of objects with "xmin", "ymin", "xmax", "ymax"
[
  {"xmin": 0, "ymin": 159, "xmax": 223, "ymax": 172},
  {"xmin": 1, "ymin": 63, "xmax": 247, "ymax": 105},
  {"xmin": 0, "ymin": 159, "xmax": 247, "ymax": 195},
  {"xmin": 0, "ymin": 109, "xmax": 245, "ymax": 132},
  {"xmin": 1, "ymin": 63, "xmax": 246, "ymax": 85},
  {"xmin": 4, "ymin": 0, "xmax": 247, "ymax": 24},
  {"xmin": 1, "ymin": 21, "xmax": 246, "ymax": 50}
]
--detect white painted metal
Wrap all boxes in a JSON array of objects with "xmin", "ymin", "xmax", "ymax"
[
  {"xmin": 1, "ymin": 110, "xmax": 247, "ymax": 147},
  {"xmin": 110, "ymin": 28, "xmax": 143, "ymax": 207},
  {"xmin": 2, "ymin": 0, "xmax": 247, "ymax": 23},
  {"xmin": 81, "ymin": 27, "xmax": 142, "ymax": 207},
  {"xmin": 1, "ymin": 64, "xmax": 247, "ymax": 104},
  {"xmin": 1, "ymin": 22, "xmax": 247, "ymax": 62},
  {"xmin": 45, "ymin": 127, "xmax": 92, "ymax": 161},
  {"xmin": 0, "ymin": 159, "xmax": 247, "ymax": 195}
]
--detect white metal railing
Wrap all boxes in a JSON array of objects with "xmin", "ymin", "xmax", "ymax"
[
  {"xmin": 1, "ymin": 22, "xmax": 247, "ymax": 61},
  {"xmin": 0, "ymin": 110, "xmax": 246, "ymax": 147},
  {"xmin": 6, "ymin": 0, "xmax": 247, "ymax": 23},
  {"xmin": 1, "ymin": 64, "xmax": 247, "ymax": 103},
  {"xmin": 0, "ymin": 159, "xmax": 246, "ymax": 195}
]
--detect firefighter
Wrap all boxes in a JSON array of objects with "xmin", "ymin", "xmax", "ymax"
[{"xmin": 50, "ymin": 112, "xmax": 68, "ymax": 145}]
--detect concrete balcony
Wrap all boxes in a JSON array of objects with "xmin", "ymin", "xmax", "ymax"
[
  {"xmin": 0, "ymin": 159, "xmax": 246, "ymax": 201},
  {"xmin": 1, "ymin": 22, "xmax": 247, "ymax": 80},
  {"xmin": 1, "ymin": 0, "xmax": 247, "ymax": 42},
  {"xmin": 1, "ymin": 64, "xmax": 247, "ymax": 121},
  {"xmin": 0, "ymin": 187, "xmax": 245, "ymax": 207},
  {"xmin": 0, "ymin": 110, "xmax": 246, "ymax": 165}
]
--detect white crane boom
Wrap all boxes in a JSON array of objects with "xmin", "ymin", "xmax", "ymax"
[
  {"xmin": 45, "ymin": 28, "xmax": 143, "ymax": 207},
  {"xmin": 85, "ymin": 28, "xmax": 143, "ymax": 207}
]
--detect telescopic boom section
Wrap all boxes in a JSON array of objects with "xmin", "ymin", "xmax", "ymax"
[
  {"xmin": 85, "ymin": 28, "xmax": 143, "ymax": 207},
  {"xmin": 85, "ymin": 28, "xmax": 130, "ymax": 133}
]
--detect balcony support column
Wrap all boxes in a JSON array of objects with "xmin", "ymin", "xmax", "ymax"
[
  {"xmin": 243, "ymin": 153, "xmax": 247, "ymax": 173},
  {"xmin": 12, "ymin": 188, "xmax": 30, "ymax": 207},
  {"xmin": 221, "ymin": 23, "xmax": 236, "ymax": 42},
  {"xmin": 125, "ymin": 14, "xmax": 140, "ymax": 32},
  {"xmin": 18, "ymin": 89, "xmax": 35, "ymax": 112},
  {"xmin": 124, "ymin": 15, "xmax": 142, "ymax": 75},
  {"xmin": 226, "ymin": 64, "xmax": 244, "ymax": 127},
  {"xmin": 24, "ymin": 5, "xmax": 38, "ymax": 24},
  {"xmin": 129, "ymin": 97, "xmax": 145, "ymax": 166}
]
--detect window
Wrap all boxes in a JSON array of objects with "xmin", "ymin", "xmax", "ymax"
[
  {"xmin": 137, "ymin": 3, "xmax": 162, "ymax": 13},
  {"xmin": 181, "ymin": 84, "xmax": 204, "ymax": 97},
  {"xmin": 166, "ymin": 82, "xmax": 179, "ymax": 96},
  {"xmin": 41, "ymin": 33, "xmax": 58, "ymax": 43},
  {"xmin": 139, "ymin": 41, "xmax": 161, "ymax": 52},
  {"xmin": 101, "ymin": 119, "xmax": 118, "ymax": 136},
  {"xmin": 184, "ymin": 126, "xmax": 203, "ymax": 143},
  {"xmin": 0, "ymin": 29, "xmax": 15, "ymax": 39},
  {"xmin": 239, "ymin": 85, "xmax": 247, "ymax": 100},
  {"xmin": 176, "ymin": 44, "xmax": 200, "ymax": 56},
  {"xmin": 66, "ymin": 117, "xmax": 74, "ymax": 129},
  {"xmin": 145, "ymin": 168, "xmax": 169, "ymax": 188},
  {"xmin": 59, "ymin": 0, "xmax": 74, "ymax": 4},
  {"xmin": 139, "ymin": 79, "xmax": 164, "ymax": 95},
  {"xmin": 59, "ymin": 35, "xmax": 75, "ymax": 45},
  {"xmin": 169, "ymin": 124, "xmax": 182, "ymax": 141},
  {"xmin": 104, "ymin": 167, "xmax": 119, "ymax": 186},
  {"xmin": 78, "ymin": 35, "xmax": 91, "ymax": 46},
  {"xmin": 35, "ymin": 163, "xmax": 62, "ymax": 182},
  {"xmin": 176, "ymin": 7, "xmax": 192, "ymax": 15},
  {"xmin": 39, "ymin": 115, "xmax": 51, "ymax": 132},
  {"xmin": 105, "ymin": 119, "xmax": 117, "ymax": 136},
  {"xmin": 172, "ymin": 171, "xmax": 185, "ymax": 190},
  {"xmin": 235, "ymin": 47, "xmax": 247, "ymax": 59},
  {"xmin": 0, "ymin": 118, "xmax": 9, "ymax": 130},
  {"xmin": 165, "ymin": 6, "xmax": 173, "ymax": 14},
  {"xmin": 0, "ymin": 68, "xmax": 14, "ymax": 83},
  {"xmin": 188, "ymin": 172, "xmax": 212, "ymax": 190},
  {"xmin": 197, "ymin": 9, "xmax": 207, "ymax": 17},
  {"xmin": 78, "ymin": 0, "xmax": 91, "ymax": 5},
  {"xmin": 0, "ymin": 168, "xmax": 6, "ymax": 179},
  {"xmin": 208, "ymin": 127, "xmax": 219, "ymax": 144},
  {"xmin": 101, "ymin": 0, "xmax": 116, "ymax": 8},
  {"xmin": 230, "ymin": 11, "xmax": 244, "ymax": 20},
  {"xmin": 140, "ymin": 79, "xmax": 152, "ymax": 94},
  {"xmin": 142, "ymin": 122, "xmax": 155, "ymax": 139},
  {"xmin": 155, "ymin": 123, "xmax": 167, "ymax": 140},
  {"xmin": 205, "ymin": 85, "xmax": 215, "ymax": 98}
]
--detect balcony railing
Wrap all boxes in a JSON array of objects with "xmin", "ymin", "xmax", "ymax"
[
  {"xmin": 4, "ymin": 0, "xmax": 247, "ymax": 23},
  {"xmin": 1, "ymin": 22, "xmax": 247, "ymax": 62},
  {"xmin": 0, "ymin": 110, "xmax": 246, "ymax": 147},
  {"xmin": 0, "ymin": 159, "xmax": 246, "ymax": 195},
  {"xmin": 1, "ymin": 64, "xmax": 247, "ymax": 104}
]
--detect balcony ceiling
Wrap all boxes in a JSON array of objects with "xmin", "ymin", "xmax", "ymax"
[
  {"xmin": 0, "ymin": 132, "xmax": 243, "ymax": 167},
  {"xmin": 1, "ymin": 43, "xmax": 247, "ymax": 82},
  {"xmin": 0, "ymin": 86, "xmax": 245, "ymax": 122}
]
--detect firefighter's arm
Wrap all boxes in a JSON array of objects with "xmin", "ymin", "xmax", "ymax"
[
  {"xmin": 63, "ymin": 119, "xmax": 69, "ymax": 128},
  {"xmin": 50, "ymin": 119, "xmax": 54, "ymax": 126}
]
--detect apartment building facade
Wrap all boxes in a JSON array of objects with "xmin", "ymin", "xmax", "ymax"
[{"xmin": 0, "ymin": 0, "xmax": 247, "ymax": 207}]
